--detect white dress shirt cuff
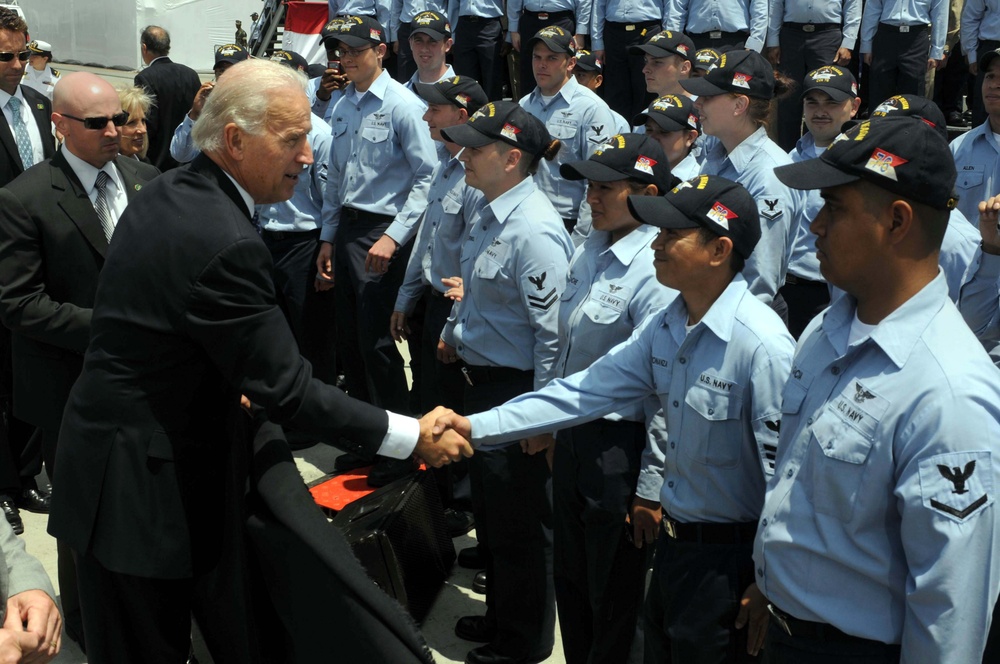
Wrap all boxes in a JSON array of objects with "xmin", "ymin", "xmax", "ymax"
[{"xmin": 376, "ymin": 411, "xmax": 420, "ymax": 459}]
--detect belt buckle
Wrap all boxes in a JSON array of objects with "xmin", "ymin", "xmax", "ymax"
[
  {"xmin": 709, "ymin": 30, "xmax": 722, "ymax": 39},
  {"xmin": 625, "ymin": 23, "xmax": 636, "ymax": 31},
  {"xmin": 900, "ymin": 25, "xmax": 910, "ymax": 33},
  {"xmin": 803, "ymin": 24, "xmax": 815, "ymax": 32},
  {"xmin": 663, "ymin": 519, "xmax": 678, "ymax": 539},
  {"xmin": 538, "ymin": 12, "xmax": 548, "ymax": 19},
  {"xmin": 767, "ymin": 604, "xmax": 793, "ymax": 636}
]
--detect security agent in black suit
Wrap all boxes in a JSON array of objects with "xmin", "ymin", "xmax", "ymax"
[
  {"xmin": 134, "ymin": 25, "xmax": 201, "ymax": 171},
  {"xmin": 0, "ymin": 71, "xmax": 160, "ymax": 649},
  {"xmin": 0, "ymin": 7, "xmax": 57, "ymax": 535},
  {"xmin": 46, "ymin": 59, "xmax": 470, "ymax": 664}
]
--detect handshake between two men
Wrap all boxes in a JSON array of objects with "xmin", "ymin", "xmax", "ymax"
[{"xmin": 412, "ymin": 407, "xmax": 476, "ymax": 468}]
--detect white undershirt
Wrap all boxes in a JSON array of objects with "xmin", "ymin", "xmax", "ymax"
[
  {"xmin": 848, "ymin": 314, "xmax": 877, "ymax": 346},
  {"xmin": 0, "ymin": 87, "xmax": 46, "ymax": 168}
]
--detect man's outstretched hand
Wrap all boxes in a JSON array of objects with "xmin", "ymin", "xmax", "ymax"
[
  {"xmin": 432, "ymin": 410, "xmax": 473, "ymax": 442},
  {"xmin": 415, "ymin": 407, "xmax": 474, "ymax": 467}
]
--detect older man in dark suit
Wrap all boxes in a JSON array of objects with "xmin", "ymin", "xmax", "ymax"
[
  {"xmin": 48, "ymin": 59, "xmax": 470, "ymax": 663},
  {"xmin": 0, "ymin": 71, "xmax": 160, "ymax": 651},
  {"xmin": 134, "ymin": 25, "xmax": 201, "ymax": 171},
  {"xmin": 0, "ymin": 6, "xmax": 57, "ymax": 537}
]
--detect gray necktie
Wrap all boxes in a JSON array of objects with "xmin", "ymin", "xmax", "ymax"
[
  {"xmin": 5, "ymin": 96, "xmax": 35, "ymax": 169},
  {"xmin": 94, "ymin": 170, "xmax": 115, "ymax": 242}
]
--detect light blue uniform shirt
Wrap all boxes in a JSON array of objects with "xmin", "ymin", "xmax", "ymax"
[
  {"xmin": 322, "ymin": 70, "xmax": 438, "ymax": 246},
  {"xmin": 442, "ymin": 176, "xmax": 574, "ymax": 390},
  {"xmin": 786, "ymin": 133, "xmax": 826, "ymax": 282},
  {"xmin": 591, "ymin": 0, "xmax": 670, "ymax": 51},
  {"xmin": 258, "ymin": 115, "xmax": 334, "ymax": 232},
  {"xmin": 309, "ymin": 78, "xmax": 345, "ymax": 126},
  {"xmin": 390, "ymin": 0, "xmax": 450, "ymax": 40},
  {"xmin": 329, "ymin": 0, "xmax": 392, "ymax": 31},
  {"xmin": 404, "ymin": 64, "xmax": 457, "ymax": 94},
  {"xmin": 961, "ymin": 0, "xmax": 1000, "ymax": 63},
  {"xmin": 449, "ymin": 0, "xmax": 505, "ymax": 32},
  {"xmin": 519, "ymin": 76, "xmax": 616, "ymax": 221},
  {"xmin": 469, "ymin": 275, "xmax": 794, "ymax": 522},
  {"xmin": 666, "ymin": 0, "xmax": 769, "ymax": 51},
  {"xmin": 957, "ymin": 251, "xmax": 1000, "ymax": 351},
  {"xmin": 554, "ymin": 225, "xmax": 677, "ymax": 500},
  {"xmin": 703, "ymin": 126, "xmax": 807, "ymax": 303},
  {"xmin": 767, "ymin": 0, "xmax": 862, "ymax": 50},
  {"xmin": 169, "ymin": 115, "xmax": 198, "ymax": 164},
  {"xmin": 859, "ymin": 0, "xmax": 949, "ymax": 60},
  {"xmin": 508, "ymin": 0, "xmax": 593, "ymax": 35},
  {"xmin": 950, "ymin": 120, "xmax": 1000, "ymax": 222},
  {"xmin": 394, "ymin": 145, "xmax": 485, "ymax": 314},
  {"xmin": 754, "ymin": 272, "xmax": 1000, "ymax": 662}
]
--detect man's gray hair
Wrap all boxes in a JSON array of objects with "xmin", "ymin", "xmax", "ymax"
[{"xmin": 192, "ymin": 59, "xmax": 308, "ymax": 154}]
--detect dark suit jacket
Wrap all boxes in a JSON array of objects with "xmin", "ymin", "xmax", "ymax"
[
  {"xmin": 0, "ymin": 150, "xmax": 159, "ymax": 432},
  {"xmin": 134, "ymin": 57, "xmax": 201, "ymax": 171},
  {"xmin": 49, "ymin": 154, "xmax": 392, "ymax": 581},
  {"xmin": 0, "ymin": 86, "xmax": 54, "ymax": 187}
]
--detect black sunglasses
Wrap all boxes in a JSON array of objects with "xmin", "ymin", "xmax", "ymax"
[
  {"xmin": 0, "ymin": 51, "xmax": 30, "ymax": 62},
  {"xmin": 61, "ymin": 111, "xmax": 130, "ymax": 130}
]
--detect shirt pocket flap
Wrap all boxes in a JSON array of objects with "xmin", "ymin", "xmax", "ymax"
[
  {"xmin": 811, "ymin": 411, "xmax": 873, "ymax": 465},
  {"xmin": 956, "ymin": 168, "xmax": 984, "ymax": 190},
  {"xmin": 362, "ymin": 126, "xmax": 390, "ymax": 143},
  {"xmin": 475, "ymin": 257, "xmax": 502, "ymax": 280},
  {"xmin": 441, "ymin": 193, "xmax": 463, "ymax": 214},
  {"xmin": 685, "ymin": 384, "xmax": 741, "ymax": 421}
]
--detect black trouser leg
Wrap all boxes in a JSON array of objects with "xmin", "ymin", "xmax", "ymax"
[
  {"xmin": 869, "ymin": 26, "xmax": 929, "ymax": 110},
  {"xmin": 603, "ymin": 22, "xmax": 659, "ymax": 120},
  {"xmin": 453, "ymin": 18, "xmax": 505, "ymax": 100},
  {"xmin": 764, "ymin": 622, "xmax": 901, "ymax": 663},
  {"xmin": 396, "ymin": 22, "xmax": 417, "ymax": 83}
]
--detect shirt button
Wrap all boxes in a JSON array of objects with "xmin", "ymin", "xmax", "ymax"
[
  {"xmin": 807, "ymin": 417, "xmax": 813, "ymax": 425},
  {"xmin": 707, "ymin": 408, "xmax": 715, "ymax": 415},
  {"xmin": 793, "ymin": 369, "xmax": 802, "ymax": 379},
  {"xmin": 761, "ymin": 518, "xmax": 768, "ymax": 527},
  {"xmin": 457, "ymin": 345, "xmax": 463, "ymax": 351},
  {"xmin": 786, "ymin": 468, "xmax": 793, "ymax": 478},
  {"xmin": 670, "ymin": 442, "xmax": 675, "ymax": 449},
  {"xmin": 673, "ymin": 401, "xmax": 679, "ymax": 407},
  {"xmin": 757, "ymin": 567, "xmax": 763, "ymax": 577},
  {"xmin": 831, "ymin": 366, "xmax": 840, "ymax": 375},
  {"xmin": 461, "ymin": 318, "xmax": 466, "ymax": 324},
  {"xmin": 679, "ymin": 357, "xmax": 686, "ymax": 364},
  {"xmin": 668, "ymin": 481, "xmax": 674, "ymax": 488}
]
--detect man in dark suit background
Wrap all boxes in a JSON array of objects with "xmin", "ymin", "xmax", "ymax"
[
  {"xmin": 0, "ymin": 6, "xmax": 56, "ymax": 537},
  {"xmin": 134, "ymin": 25, "xmax": 200, "ymax": 171},
  {"xmin": 0, "ymin": 71, "xmax": 160, "ymax": 651},
  {"xmin": 48, "ymin": 59, "xmax": 470, "ymax": 663}
]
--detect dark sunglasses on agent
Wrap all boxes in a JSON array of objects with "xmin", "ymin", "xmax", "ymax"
[
  {"xmin": 0, "ymin": 51, "xmax": 30, "ymax": 62},
  {"xmin": 61, "ymin": 111, "xmax": 130, "ymax": 130}
]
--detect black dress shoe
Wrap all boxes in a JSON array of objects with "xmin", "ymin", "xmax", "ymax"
[
  {"xmin": 0, "ymin": 496, "xmax": 23, "ymax": 535},
  {"xmin": 454, "ymin": 615, "xmax": 496, "ymax": 643},
  {"xmin": 367, "ymin": 456, "xmax": 415, "ymax": 488},
  {"xmin": 458, "ymin": 544, "xmax": 485, "ymax": 569},
  {"xmin": 445, "ymin": 508, "xmax": 475, "ymax": 537},
  {"xmin": 465, "ymin": 644, "xmax": 552, "ymax": 664},
  {"xmin": 334, "ymin": 450, "xmax": 374, "ymax": 472},
  {"xmin": 946, "ymin": 110, "xmax": 966, "ymax": 127},
  {"xmin": 472, "ymin": 570, "xmax": 487, "ymax": 594},
  {"xmin": 15, "ymin": 487, "xmax": 50, "ymax": 514}
]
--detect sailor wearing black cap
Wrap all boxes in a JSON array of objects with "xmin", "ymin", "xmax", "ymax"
[
  {"xmin": 508, "ymin": 0, "xmax": 588, "ymax": 98},
  {"xmin": 951, "ymin": 46, "xmax": 1000, "ymax": 223},
  {"xmin": 633, "ymin": 93, "xmax": 702, "ymax": 179},
  {"xmin": 519, "ymin": 26, "xmax": 616, "ymax": 235},
  {"xmin": 432, "ymin": 173, "xmax": 794, "ymax": 662},
  {"xmin": 682, "ymin": 50, "xmax": 808, "ymax": 318},
  {"xmin": 438, "ymin": 101, "xmax": 573, "ymax": 664},
  {"xmin": 317, "ymin": 15, "xmax": 439, "ymax": 485},
  {"xmin": 394, "ymin": 10, "xmax": 455, "ymax": 87},
  {"xmin": 631, "ymin": 29, "xmax": 696, "ymax": 99},
  {"xmin": 549, "ymin": 134, "xmax": 678, "ymax": 663},
  {"xmin": 758, "ymin": 114, "xmax": 1000, "ymax": 664},
  {"xmin": 571, "ymin": 51, "xmax": 630, "ymax": 133},
  {"xmin": 691, "ymin": 47, "xmax": 721, "ymax": 76}
]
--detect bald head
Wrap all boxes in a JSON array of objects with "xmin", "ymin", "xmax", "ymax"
[
  {"xmin": 140, "ymin": 25, "xmax": 169, "ymax": 63},
  {"xmin": 53, "ymin": 72, "xmax": 126, "ymax": 168}
]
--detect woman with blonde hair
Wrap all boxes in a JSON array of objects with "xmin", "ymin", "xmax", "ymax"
[{"xmin": 116, "ymin": 85, "xmax": 155, "ymax": 161}]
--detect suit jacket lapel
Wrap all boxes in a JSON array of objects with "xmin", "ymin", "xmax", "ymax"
[
  {"xmin": 116, "ymin": 157, "xmax": 146, "ymax": 203},
  {"xmin": 53, "ymin": 150, "xmax": 108, "ymax": 258},
  {"xmin": 26, "ymin": 93, "xmax": 53, "ymax": 160}
]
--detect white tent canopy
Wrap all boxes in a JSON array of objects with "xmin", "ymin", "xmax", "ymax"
[{"xmin": 19, "ymin": 0, "xmax": 263, "ymax": 72}]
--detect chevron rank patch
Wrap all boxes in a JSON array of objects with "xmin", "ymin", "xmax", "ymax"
[
  {"xmin": 919, "ymin": 451, "xmax": 993, "ymax": 523},
  {"xmin": 524, "ymin": 271, "xmax": 558, "ymax": 311},
  {"xmin": 757, "ymin": 195, "xmax": 783, "ymax": 221}
]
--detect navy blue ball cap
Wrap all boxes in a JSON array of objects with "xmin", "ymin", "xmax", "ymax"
[
  {"xmin": 441, "ymin": 100, "xmax": 553, "ymax": 156},
  {"xmin": 560, "ymin": 133, "xmax": 676, "ymax": 193},
  {"xmin": 681, "ymin": 50, "xmax": 774, "ymax": 99}
]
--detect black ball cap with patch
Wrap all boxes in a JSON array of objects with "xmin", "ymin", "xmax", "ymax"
[
  {"xmin": 774, "ymin": 116, "xmax": 959, "ymax": 211},
  {"xmin": 440, "ymin": 100, "xmax": 552, "ymax": 156},
  {"xmin": 681, "ymin": 49, "xmax": 775, "ymax": 99},
  {"xmin": 633, "ymin": 94, "xmax": 701, "ymax": 133},
  {"xmin": 693, "ymin": 48, "xmax": 721, "ymax": 72},
  {"xmin": 526, "ymin": 25, "xmax": 576, "ymax": 55},
  {"xmin": 867, "ymin": 94, "xmax": 948, "ymax": 140},
  {"xmin": 560, "ymin": 133, "xmax": 677, "ymax": 193},
  {"xmin": 416, "ymin": 76, "xmax": 488, "ymax": 111},
  {"xmin": 215, "ymin": 44, "xmax": 249, "ymax": 66},
  {"xmin": 411, "ymin": 11, "xmax": 452, "ymax": 40},
  {"xmin": 321, "ymin": 15, "xmax": 386, "ymax": 48},
  {"xmin": 628, "ymin": 30, "xmax": 695, "ymax": 63},
  {"xmin": 270, "ymin": 50, "xmax": 309, "ymax": 72},
  {"xmin": 627, "ymin": 175, "xmax": 761, "ymax": 260},
  {"xmin": 574, "ymin": 50, "xmax": 602, "ymax": 72},
  {"xmin": 801, "ymin": 65, "xmax": 857, "ymax": 102}
]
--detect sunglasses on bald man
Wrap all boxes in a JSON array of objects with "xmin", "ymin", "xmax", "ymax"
[
  {"xmin": 61, "ymin": 111, "xmax": 130, "ymax": 130},
  {"xmin": 0, "ymin": 51, "xmax": 30, "ymax": 62}
]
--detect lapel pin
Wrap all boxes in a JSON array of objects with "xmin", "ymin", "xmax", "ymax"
[
  {"xmin": 36, "ymin": 103, "xmax": 44, "ymax": 110},
  {"xmin": 134, "ymin": 184, "xmax": 142, "ymax": 191}
]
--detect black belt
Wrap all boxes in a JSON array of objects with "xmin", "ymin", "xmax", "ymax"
[
  {"xmin": 460, "ymin": 364, "xmax": 533, "ymax": 387},
  {"xmin": 662, "ymin": 517, "xmax": 757, "ymax": 545},
  {"xmin": 523, "ymin": 9, "xmax": 573, "ymax": 20},
  {"xmin": 341, "ymin": 206, "xmax": 393, "ymax": 225},
  {"xmin": 460, "ymin": 14, "xmax": 500, "ymax": 22},
  {"xmin": 260, "ymin": 228, "xmax": 319, "ymax": 243},
  {"xmin": 606, "ymin": 19, "xmax": 661, "ymax": 31},
  {"xmin": 879, "ymin": 22, "xmax": 928, "ymax": 33},
  {"xmin": 783, "ymin": 22, "xmax": 840, "ymax": 33},
  {"xmin": 689, "ymin": 29, "xmax": 748, "ymax": 39},
  {"xmin": 767, "ymin": 604, "xmax": 897, "ymax": 646},
  {"xmin": 784, "ymin": 273, "xmax": 825, "ymax": 288},
  {"xmin": 430, "ymin": 288, "xmax": 449, "ymax": 299}
]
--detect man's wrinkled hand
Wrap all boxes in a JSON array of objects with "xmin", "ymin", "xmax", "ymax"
[
  {"xmin": 734, "ymin": 583, "xmax": 769, "ymax": 656},
  {"xmin": 441, "ymin": 276, "xmax": 463, "ymax": 301},
  {"xmin": 519, "ymin": 433, "xmax": 552, "ymax": 455},
  {"xmin": 416, "ymin": 407, "xmax": 474, "ymax": 467},
  {"xmin": 365, "ymin": 234, "xmax": 398, "ymax": 274},
  {"xmin": 629, "ymin": 496, "xmax": 661, "ymax": 548}
]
